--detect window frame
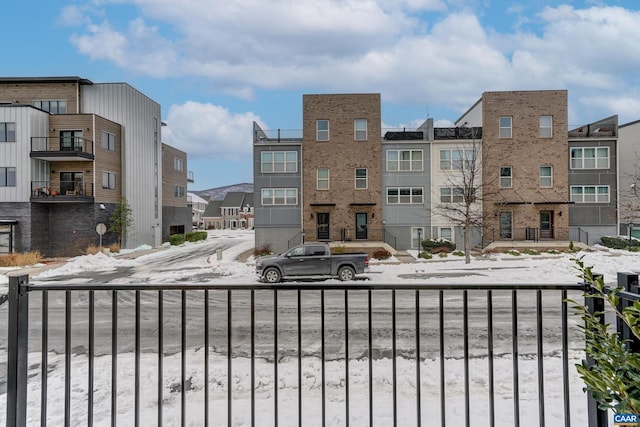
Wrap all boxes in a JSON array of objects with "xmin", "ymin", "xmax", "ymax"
[
  {"xmin": 386, "ymin": 187, "xmax": 423, "ymax": 204},
  {"xmin": 539, "ymin": 166, "xmax": 553, "ymax": 188},
  {"xmin": 411, "ymin": 227, "xmax": 425, "ymax": 249},
  {"xmin": 570, "ymin": 147, "xmax": 610, "ymax": 170},
  {"xmin": 261, "ymin": 188, "xmax": 299, "ymax": 206},
  {"xmin": 0, "ymin": 167, "xmax": 16, "ymax": 187},
  {"xmin": 174, "ymin": 185, "xmax": 185, "ymax": 198},
  {"xmin": 387, "ymin": 149, "xmax": 423, "ymax": 172},
  {"xmin": 439, "ymin": 227, "xmax": 453, "ymax": 242},
  {"xmin": 570, "ymin": 185, "xmax": 610, "ymax": 203},
  {"xmin": 317, "ymin": 168, "xmax": 329, "ymax": 190},
  {"xmin": 33, "ymin": 100, "xmax": 67, "ymax": 114},
  {"xmin": 439, "ymin": 149, "xmax": 475, "ymax": 171},
  {"xmin": 316, "ymin": 120, "xmax": 329, "ymax": 141},
  {"xmin": 0, "ymin": 122, "xmax": 16, "ymax": 142},
  {"xmin": 499, "ymin": 116, "xmax": 512, "ymax": 138},
  {"xmin": 261, "ymin": 151, "xmax": 298, "ymax": 173},
  {"xmin": 102, "ymin": 171, "xmax": 116, "ymax": 190},
  {"xmin": 499, "ymin": 166, "xmax": 512, "ymax": 188},
  {"xmin": 355, "ymin": 168, "xmax": 368, "ymax": 189},
  {"xmin": 440, "ymin": 187, "xmax": 464, "ymax": 203},
  {"xmin": 354, "ymin": 119, "xmax": 367, "ymax": 141},
  {"xmin": 539, "ymin": 116, "xmax": 553, "ymax": 138},
  {"xmin": 101, "ymin": 131, "xmax": 116, "ymax": 151},
  {"xmin": 174, "ymin": 157, "xmax": 184, "ymax": 172}
]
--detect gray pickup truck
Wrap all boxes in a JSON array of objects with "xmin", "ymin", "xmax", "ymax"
[{"xmin": 255, "ymin": 243, "xmax": 369, "ymax": 283}]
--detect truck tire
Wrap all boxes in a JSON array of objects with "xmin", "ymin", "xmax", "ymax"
[
  {"xmin": 263, "ymin": 267, "xmax": 282, "ymax": 283},
  {"xmin": 337, "ymin": 266, "xmax": 355, "ymax": 281}
]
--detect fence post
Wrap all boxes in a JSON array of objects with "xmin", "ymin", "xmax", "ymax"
[
  {"xmin": 7, "ymin": 274, "xmax": 29, "ymax": 427},
  {"xmin": 616, "ymin": 272, "xmax": 640, "ymax": 352},
  {"xmin": 584, "ymin": 275, "xmax": 608, "ymax": 427}
]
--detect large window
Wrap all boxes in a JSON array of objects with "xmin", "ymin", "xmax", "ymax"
[
  {"xmin": 101, "ymin": 131, "xmax": 116, "ymax": 151},
  {"xmin": 440, "ymin": 149, "xmax": 475, "ymax": 170},
  {"xmin": 387, "ymin": 187, "xmax": 423, "ymax": 204},
  {"xmin": 316, "ymin": 120, "xmax": 329, "ymax": 141},
  {"xmin": 540, "ymin": 166, "xmax": 553, "ymax": 187},
  {"xmin": 261, "ymin": 188, "xmax": 298, "ymax": 205},
  {"xmin": 261, "ymin": 151, "xmax": 298, "ymax": 173},
  {"xmin": 355, "ymin": 168, "xmax": 368, "ymax": 189},
  {"xmin": 317, "ymin": 168, "xmax": 329, "ymax": 190},
  {"xmin": 0, "ymin": 122, "xmax": 16, "ymax": 142},
  {"xmin": 499, "ymin": 116, "xmax": 512, "ymax": 138},
  {"xmin": 354, "ymin": 119, "xmax": 367, "ymax": 140},
  {"xmin": 539, "ymin": 116, "xmax": 552, "ymax": 138},
  {"xmin": 33, "ymin": 100, "xmax": 66, "ymax": 114},
  {"xmin": 102, "ymin": 171, "xmax": 116, "ymax": 190},
  {"xmin": 387, "ymin": 150, "xmax": 423, "ymax": 171},
  {"xmin": 174, "ymin": 185, "xmax": 185, "ymax": 198},
  {"xmin": 500, "ymin": 166, "xmax": 512, "ymax": 188},
  {"xmin": 570, "ymin": 147, "xmax": 609, "ymax": 169},
  {"xmin": 0, "ymin": 167, "xmax": 16, "ymax": 186},
  {"xmin": 571, "ymin": 186, "xmax": 609, "ymax": 203},
  {"xmin": 439, "ymin": 227, "xmax": 453, "ymax": 242},
  {"xmin": 440, "ymin": 187, "xmax": 464, "ymax": 203}
]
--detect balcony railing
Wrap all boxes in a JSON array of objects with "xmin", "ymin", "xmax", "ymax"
[
  {"xmin": 30, "ymin": 180, "xmax": 94, "ymax": 201},
  {"xmin": 30, "ymin": 137, "xmax": 94, "ymax": 158},
  {"xmin": 483, "ymin": 227, "xmax": 590, "ymax": 244},
  {"xmin": 4, "ymin": 276, "xmax": 607, "ymax": 426}
]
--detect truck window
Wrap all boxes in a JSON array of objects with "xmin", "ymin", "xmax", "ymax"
[
  {"xmin": 289, "ymin": 247, "xmax": 305, "ymax": 257},
  {"xmin": 306, "ymin": 246, "xmax": 325, "ymax": 256}
]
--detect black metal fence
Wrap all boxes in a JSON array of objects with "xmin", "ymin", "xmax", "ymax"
[{"xmin": 4, "ymin": 276, "xmax": 610, "ymax": 426}]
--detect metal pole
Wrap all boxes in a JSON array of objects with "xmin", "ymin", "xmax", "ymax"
[{"xmin": 7, "ymin": 275, "xmax": 29, "ymax": 427}]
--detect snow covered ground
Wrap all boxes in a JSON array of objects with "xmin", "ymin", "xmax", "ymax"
[{"xmin": 1, "ymin": 229, "xmax": 635, "ymax": 426}]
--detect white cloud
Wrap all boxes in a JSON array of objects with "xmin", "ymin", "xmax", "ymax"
[
  {"xmin": 66, "ymin": 1, "xmax": 640, "ymax": 122},
  {"xmin": 162, "ymin": 101, "xmax": 264, "ymax": 161}
]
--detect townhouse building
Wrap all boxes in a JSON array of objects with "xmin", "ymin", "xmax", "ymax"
[
  {"xmin": 617, "ymin": 118, "xmax": 640, "ymax": 238},
  {"xmin": 253, "ymin": 90, "xmax": 627, "ymax": 254},
  {"xmin": 0, "ymin": 76, "xmax": 176, "ymax": 256},
  {"xmin": 187, "ymin": 192, "xmax": 208, "ymax": 230},
  {"xmin": 162, "ymin": 143, "xmax": 191, "ymax": 239}
]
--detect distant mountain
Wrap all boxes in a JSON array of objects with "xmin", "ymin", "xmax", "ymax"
[{"xmin": 193, "ymin": 183, "xmax": 253, "ymax": 201}]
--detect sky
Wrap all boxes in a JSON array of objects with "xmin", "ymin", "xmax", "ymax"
[
  {"xmin": 3, "ymin": 1, "xmax": 640, "ymax": 190},
  {"xmin": 3, "ymin": 229, "xmax": 640, "ymax": 424}
]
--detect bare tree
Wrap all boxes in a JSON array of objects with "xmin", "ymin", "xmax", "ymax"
[{"xmin": 433, "ymin": 130, "xmax": 497, "ymax": 263}]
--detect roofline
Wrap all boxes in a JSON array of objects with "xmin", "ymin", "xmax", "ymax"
[
  {"xmin": 455, "ymin": 97, "xmax": 482, "ymax": 124},
  {"xmin": 620, "ymin": 119, "xmax": 640, "ymax": 128},
  {"xmin": 0, "ymin": 76, "xmax": 93, "ymax": 85}
]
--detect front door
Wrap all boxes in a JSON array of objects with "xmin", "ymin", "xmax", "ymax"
[
  {"xmin": 60, "ymin": 172, "xmax": 83, "ymax": 195},
  {"xmin": 499, "ymin": 211, "xmax": 512, "ymax": 239},
  {"xmin": 60, "ymin": 130, "xmax": 83, "ymax": 151},
  {"xmin": 356, "ymin": 213, "xmax": 368, "ymax": 240},
  {"xmin": 317, "ymin": 213, "xmax": 330, "ymax": 240},
  {"xmin": 540, "ymin": 211, "xmax": 554, "ymax": 239}
]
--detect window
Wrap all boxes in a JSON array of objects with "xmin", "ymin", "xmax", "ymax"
[
  {"xmin": 386, "ymin": 187, "xmax": 423, "ymax": 204},
  {"xmin": 174, "ymin": 185, "xmax": 185, "ymax": 198},
  {"xmin": 387, "ymin": 150, "xmax": 423, "ymax": 171},
  {"xmin": 355, "ymin": 168, "xmax": 368, "ymax": 189},
  {"xmin": 0, "ymin": 123, "xmax": 16, "ymax": 142},
  {"xmin": 540, "ymin": 166, "xmax": 553, "ymax": 187},
  {"xmin": 261, "ymin": 188, "xmax": 298, "ymax": 205},
  {"xmin": 316, "ymin": 120, "xmax": 329, "ymax": 141},
  {"xmin": 174, "ymin": 157, "xmax": 184, "ymax": 171},
  {"xmin": 102, "ymin": 172, "xmax": 116, "ymax": 190},
  {"xmin": 439, "ymin": 227, "xmax": 453, "ymax": 242},
  {"xmin": 317, "ymin": 168, "xmax": 329, "ymax": 190},
  {"xmin": 571, "ymin": 186, "xmax": 609, "ymax": 203},
  {"xmin": 33, "ymin": 100, "xmax": 66, "ymax": 114},
  {"xmin": 440, "ymin": 149, "xmax": 475, "ymax": 170},
  {"xmin": 440, "ymin": 187, "xmax": 464, "ymax": 203},
  {"xmin": 0, "ymin": 167, "xmax": 16, "ymax": 186},
  {"xmin": 499, "ymin": 116, "xmax": 512, "ymax": 138},
  {"xmin": 500, "ymin": 166, "xmax": 512, "ymax": 188},
  {"xmin": 354, "ymin": 119, "xmax": 367, "ymax": 140},
  {"xmin": 261, "ymin": 151, "xmax": 297, "ymax": 173},
  {"xmin": 101, "ymin": 131, "xmax": 116, "ymax": 151},
  {"xmin": 539, "ymin": 116, "xmax": 552, "ymax": 138},
  {"xmin": 570, "ymin": 147, "xmax": 609, "ymax": 169}
]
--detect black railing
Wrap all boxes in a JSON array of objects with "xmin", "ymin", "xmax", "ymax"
[
  {"xmin": 4, "ymin": 276, "xmax": 606, "ymax": 426},
  {"xmin": 31, "ymin": 181, "xmax": 95, "ymax": 198},
  {"xmin": 31, "ymin": 137, "xmax": 94, "ymax": 156},
  {"xmin": 485, "ymin": 227, "xmax": 589, "ymax": 244}
]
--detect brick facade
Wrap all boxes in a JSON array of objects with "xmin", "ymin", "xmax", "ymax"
[{"xmin": 302, "ymin": 94, "xmax": 383, "ymax": 241}]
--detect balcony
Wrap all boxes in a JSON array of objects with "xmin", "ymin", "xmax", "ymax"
[
  {"xmin": 187, "ymin": 171, "xmax": 195, "ymax": 183},
  {"xmin": 30, "ymin": 180, "xmax": 95, "ymax": 203},
  {"xmin": 30, "ymin": 137, "xmax": 95, "ymax": 161}
]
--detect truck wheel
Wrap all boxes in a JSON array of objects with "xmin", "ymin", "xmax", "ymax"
[
  {"xmin": 263, "ymin": 267, "xmax": 282, "ymax": 283},
  {"xmin": 338, "ymin": 266, "xmax": 355, "ymax": 281}
]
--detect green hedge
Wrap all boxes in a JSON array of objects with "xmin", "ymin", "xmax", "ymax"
[
  {"xmin": 600, "ymin": 236, "xmax": 640, "ymax": 250},
  {"xmin": 169, "ymin": 234, "xmax": 185, "ymax": 246},
  {"xmin": 421, "ymin": 239, "xmax": 456, "ymax": 253},
  {"xmin": 185, "ymin": 231, "xmax": 208, "ymax": 242}
]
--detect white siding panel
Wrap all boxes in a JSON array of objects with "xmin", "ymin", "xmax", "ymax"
[{"xmin": 81, "ymin": 83, "xmax": 162, "ymax": 248}]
